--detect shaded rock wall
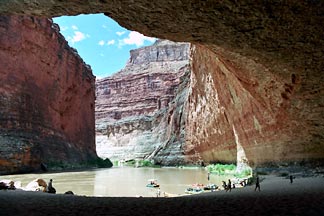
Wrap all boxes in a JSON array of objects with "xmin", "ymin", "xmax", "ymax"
[
  {"xmin": 96, "ymin": 40, "xmax": 190, "ymax": 164},
  {"xmin": 0, "ymin": 16, "xmax": 97, "ymax": 174},
  {"xmin": 185, "ymin": 44, "xmax": 323, "ymax": 167}
]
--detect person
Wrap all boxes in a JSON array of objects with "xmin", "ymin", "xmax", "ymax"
[
  {"xmin": 290, "ymin": 175, "xmax": 294, "ymax": 184},
  {"xmin": 255, "ymin": 176, "xmax": 260, "ymax": 191},
  {"xmin": 47, "ymin": 179, "xmax": 56, "ymax": 194},
  {"xmin": 227, "ymin": 179, "xmax": 232, "ymax": 192},
  {"xmin": 36, "ymin": 178, "xmax": 47, "ymax": 192},
  {"xmin": 207, "ymin": 172, "xmax": 210, "ymax": 182},
  {"xmin": 222, "ymin": 181, "xmax": 227, "ymax": 190},
  {"xmin": 8, "ymin": 181, "xmax": 15, "ymax": 190},
  {"xmin": 156, "ymin": 188, "xmax": 161, "ymax": 197}
]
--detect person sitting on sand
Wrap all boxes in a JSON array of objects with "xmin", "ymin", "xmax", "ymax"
[
  {"xmin": 47, "ymin": 179, "xmax": 56, "ymax": 194},
  {"xmin": 36, "ymin": 179, "xmax": 47, "ymax": 192},
  {"xmin": 8, "ymin": 181, "xmax": 15, "ymax": 190}
]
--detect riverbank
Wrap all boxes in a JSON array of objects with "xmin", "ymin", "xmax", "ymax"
[{"xmin": 0, "ymin": 174, "xmax": 323, "ymax": 216}]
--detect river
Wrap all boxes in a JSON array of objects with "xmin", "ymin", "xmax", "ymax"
[{"xmin": 0, "ymin": 167, "xmax": 234, "ymax": 197}]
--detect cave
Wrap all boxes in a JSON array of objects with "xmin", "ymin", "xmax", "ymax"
[
  {"xmin": 0, "ymin": 1, "xmax": 323, "ymax": 215},
  {"xmin": 1, "ymin": 0, "xmax": 323, "ymax": 170}
]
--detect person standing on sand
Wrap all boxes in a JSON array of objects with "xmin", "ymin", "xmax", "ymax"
[
  {"xmin": 290, "ymin": 175, "xmax": 294, "ymax": 184},
  {"xmin": 156, "ymin": 188, "xmax": 161, "ymax": 197},
  {"xmin": 255, "ymin": 176, "xmax": 260, "ymax": 191},
  {"xmin": 227, "ymin": 179, "xmax": 232, "ymax": 192},
  {"xmin": 207, "ymin": 172, "xmax": 210, "ymax": 182},
  {"xmin": 222, "ymin": 181, "xmax": 227, "ymax": 190}
]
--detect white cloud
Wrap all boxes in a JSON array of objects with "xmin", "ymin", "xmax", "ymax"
[
  {"xmin": 67, "ymin": 31, "xmax": 86, "ymax": 44},
  {"xmin": 107, "ymin": 40, "xmax": 115, "ymax": 45},
  {"xmin": 116, "ymin": 31, "xmax": 125, "ymax": 36},
  {"xmin": 60, "ymin": 26, "xmax": 68, "ymax": 31},
  {"xmin": 71, "ymin": 25, "xmax": 78, "ymax": 30},
  {"xmin": 98, "ymin": 40, "xmax": 105, "ymax": 46},
  {"xmin": 119, "ymin": 31, "xmax": 156, "ymax": 47}
]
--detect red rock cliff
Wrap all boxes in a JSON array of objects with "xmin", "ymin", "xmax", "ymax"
[
  {"xmin": 0, "ymin": 16, "xmax": 97, "ymax": 174},
  {"xmin": 95, "ymin": 40, "xmax": 190, "ymax": 164}
]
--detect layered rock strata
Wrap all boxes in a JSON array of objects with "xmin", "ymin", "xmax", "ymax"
[
  {"xmin": 96, "ymin": 40, "xmax": 190, "ymax": 164},
  {"xmin": 185, "ymin": 44, "xmax": 323, "ymax": 166},
  {"xmin": 0, "ymin": 16, "xmax": 97, "ymax": 174}
]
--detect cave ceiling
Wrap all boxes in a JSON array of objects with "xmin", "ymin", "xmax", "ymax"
[{"xmin": 0, "ymin": 0, "xmax": 323, "ymax": 76}]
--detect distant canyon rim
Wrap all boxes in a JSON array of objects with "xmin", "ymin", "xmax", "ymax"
[{"xmin": 0, "ymin": 1, "xmax": 323, "ymax": 174}]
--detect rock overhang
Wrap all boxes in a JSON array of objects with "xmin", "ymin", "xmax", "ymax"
[{"xmin": 0, "ymin": 1, "xmax": 323, "ymax": 167}]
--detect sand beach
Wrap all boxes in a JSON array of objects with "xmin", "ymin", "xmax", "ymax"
[{"xmin": 0, "ymin": 174, "xmax": 324, "ymax": 216}]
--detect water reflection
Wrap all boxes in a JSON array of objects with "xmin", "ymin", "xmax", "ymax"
[{"xmin": 0, "ymin": 167, "xmax": 233, "ymax": 197}]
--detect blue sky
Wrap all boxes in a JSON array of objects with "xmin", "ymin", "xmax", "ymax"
[{"xmin": 53, "ymin": 14, "xmax": 156, "ymax": 79}]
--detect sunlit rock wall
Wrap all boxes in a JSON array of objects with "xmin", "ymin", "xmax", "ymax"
[
  {"xmin": 0, "ymin": 16, "xmax": 97, "ymax": 174},
  {"xmin": 96, "ymin": 40, "xmax": 190, "ymax": 164}
]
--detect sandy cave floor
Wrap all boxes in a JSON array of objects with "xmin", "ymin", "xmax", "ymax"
[{"xmin": 0, "ymin": 174, "xmax": 323, "ymax": 216}]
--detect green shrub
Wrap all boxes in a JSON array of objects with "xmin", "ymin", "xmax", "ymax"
[
  {"xmin": 206, "ymin": 163, "xmax": 236, "ymax": 175},
  {"xmin": 206, "ymin": 163, "xmax": 252, "ymax": 178},
  {"xmin": 139, "ymin": 160, "xmax": 153, "ymax": 167},
  {"xmin": 234, "ymin": 167, "xmax": 252, "ymax": 178},
  {"xmin": 112, "ymin": 160, "xmax": 119, "ymax": 167}
]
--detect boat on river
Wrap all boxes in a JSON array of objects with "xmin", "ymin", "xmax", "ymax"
[
  {"xmin": 146, "ymin": 179, "xmax": 160, "ymax": 188},
  {"xmin": 185, "ymin": 183, "xmax": 218, "ymax": 194},
  {"xmin": 203, "ymin": 183, "xmax": 218, "ymax": 191},
  {"xmin": 185, "ymin": 183, "xmax": 204, "ymax": 194},
  {"xmin": 185, "ymin": 187, "xmax": 204, "ymax": 194}
]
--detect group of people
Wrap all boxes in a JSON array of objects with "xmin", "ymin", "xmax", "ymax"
[
  {"xmin": 209, "ymin": 172, "xmax": 297, "ymax": 193},
  {"xmin": 219, "ymin": 177, "xmax": 259, "ymax": 192},
  {"xmin": 0, "ymin": 178, "xmax": 56, "ymax": 194},
  {"xmin": 30, "ymin": 178, "xmax": 56, "ymax": 194},
  {"xmin": 222, "ymin": 179, "xmax": 235, "ymax": 192},
  {"xmin": 0, "ymin": 180, "xmax": 16, "ymax": 190}
]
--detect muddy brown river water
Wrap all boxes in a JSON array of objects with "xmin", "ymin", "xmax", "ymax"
[{"xmin": 0, "ymin": 167, "xmax": 234, "ymax": 197}]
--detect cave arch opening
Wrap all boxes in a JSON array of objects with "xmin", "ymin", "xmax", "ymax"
[
  {"xmin": 52, "ymin": 14, "xmax": 197, "ymax": 167},
  {"xmin": 1, "ymin": 1, "xmax": 323, "ymax": 174}
]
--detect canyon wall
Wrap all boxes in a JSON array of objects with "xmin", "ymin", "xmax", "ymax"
[
  {"xmin": 185, "ymin": 44, "xmax": 323, "ymax": 167},
  {"xmin": 0, "ymin": 16, "xmax": 97, "ymax": 174},
  {"xmin": 96, "ymin": 40, "xmax": 190, "ymax": 164},
  {"xmin": 97, "ymin": 41, "xmax": 324, "ymax": 167}
]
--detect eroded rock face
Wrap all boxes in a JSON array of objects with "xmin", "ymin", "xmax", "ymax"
[
  {"xmin": 96, "ymin": 40, "xmax": 190, "ymax": 164},
  {"xmin": 0, "ymin": 16, "xmax": 97, "ymax": 174},
  {"xmin": 185, "ymin": 45, "xmax": 324, "ymax": 166}
]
